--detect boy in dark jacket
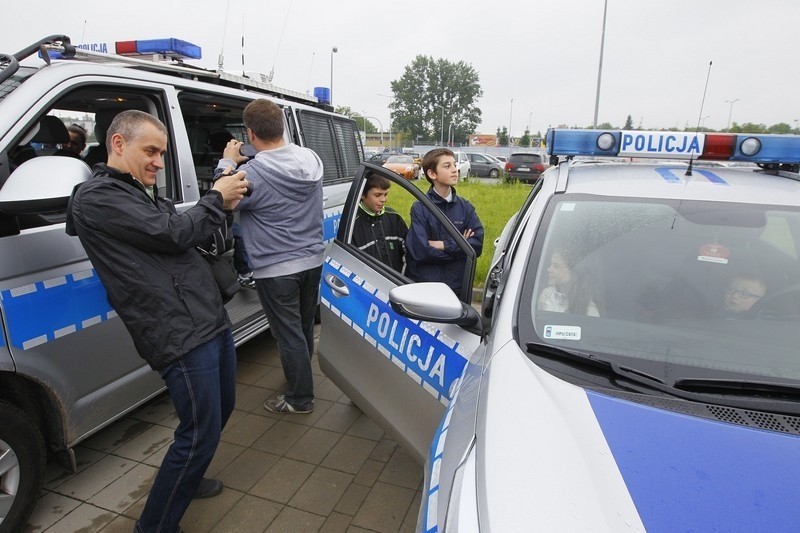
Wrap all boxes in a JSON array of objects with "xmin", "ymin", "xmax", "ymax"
[
  {"xmin": 352, "ymin": 172, "xmax": 408, "ymax": 273},
  {"xmin": 406, "ymin": 148, "xmax": 484, "ymax": 297}
]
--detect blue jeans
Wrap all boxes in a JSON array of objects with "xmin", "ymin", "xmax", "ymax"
[
  {"xmin": 134, "ymin": 329, "xmax": 236, "ymax": 533},
  {"xmin": 254, "ymin": 266, "xmax": 321, "ymax": 408},
  {"xmin": 232, "ymin": 222, "xmax": 252, "ymax": 276}
]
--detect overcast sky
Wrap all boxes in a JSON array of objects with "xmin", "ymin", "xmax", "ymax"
[{"xmin": 4, "ymin": 0, "xmax": 799, "ymax": 137}]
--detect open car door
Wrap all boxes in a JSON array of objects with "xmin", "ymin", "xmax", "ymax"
[{"xmin": 318, "ymin": 163, "xmax": 482, "ymax": 463}]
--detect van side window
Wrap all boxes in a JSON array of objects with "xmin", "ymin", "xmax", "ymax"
[
  {"xmin": 0, "ymin": 86, "xmax": 175, "ymax": 234},
  {"xmin": 296, "ymin": 110, "xmax": 362, "ymax": 185}
]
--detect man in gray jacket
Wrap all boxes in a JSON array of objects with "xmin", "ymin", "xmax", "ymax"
[{"xmin": 217, "ymin": 99, "xmax": 323, "ymax": 413}]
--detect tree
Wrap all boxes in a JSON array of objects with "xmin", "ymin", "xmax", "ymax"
[
  {"xmin": 624, "ymin": 115, "xmax": 634, "ymax": 130},
  {"xmin": 518, "ymin": 128, "xmax": 531, "ymax": 148},
  {"xmin": 497, "ymin": 126, "xmax": 509, "ymax": 147},
  {"xmin": 335, "ymin": 106, "xmax": 377, "ymax": 133},
  {"xmin": 390, "ymin": 55, "xmax": 483, "ymax": 145},
  {"xmin": 767, "ymin": 123, "xmax": 793, "ymax": 135}
]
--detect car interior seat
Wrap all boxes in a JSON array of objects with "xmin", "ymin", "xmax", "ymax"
[{"xmin": 83, "ymin": 109, "xmax": 121, "ymax": 168}]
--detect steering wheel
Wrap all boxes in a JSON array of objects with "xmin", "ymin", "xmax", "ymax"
[{"xmin": 749, "ymin": 283, "xmax": 800, "ymax": 319}]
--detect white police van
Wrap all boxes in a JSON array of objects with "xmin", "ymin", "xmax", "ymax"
[
  {"xmin": 319, "ymin": 129, "xmax": 800, "ymax": 531},
  {"xmin": 0, "ymin": 35, "xmax": 361, "ymax": 530}
]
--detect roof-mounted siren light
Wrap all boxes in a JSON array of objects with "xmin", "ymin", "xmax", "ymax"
[
  {"xmin": 115, "ymin": 38, "xmax": 202, "ymax": 61},
  {"xmin": 313, "ymin": 87, "xmax": 331, "ymax": 105}
]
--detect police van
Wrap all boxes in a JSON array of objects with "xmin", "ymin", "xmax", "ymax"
[
  {"xmin": 319, "ymin": 129, "xmax": 800, "ymax": 531},
  {"xmin": 0, "ymin": 35, "xmax": 361, "ymax": 530}
]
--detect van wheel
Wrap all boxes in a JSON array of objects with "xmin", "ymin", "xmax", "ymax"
[{"xmin": 0, "ymin": 401, "xmax": 45, "ymax": 533}]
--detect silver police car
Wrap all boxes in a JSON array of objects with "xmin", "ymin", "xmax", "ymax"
[{"xmin": 319, "ymin": 129, "xmax": 800, "ymax": 531}]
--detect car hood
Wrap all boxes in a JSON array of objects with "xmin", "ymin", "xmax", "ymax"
[
  {"xmin": 383, "ymin": 162, "xmax": 414, "ymax": 170},
  {"xmin": 475, "ymin": 345, "xmax": 800, "ymax": 531}
]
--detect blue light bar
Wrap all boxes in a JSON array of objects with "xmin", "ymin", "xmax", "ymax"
[
  {"xmin": 116, "ymin": 38, "xmax": 201, "ymax": 60},
  {"xmin": 547, "ymin": 129, "xmax": 800, "ymax": 165}
]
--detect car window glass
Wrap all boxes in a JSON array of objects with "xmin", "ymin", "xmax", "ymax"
[
  {"xmin": 0, "ymin": 85, "xmax": 174, "ymax": 234},
  {"xmin": 518, "ymin": 194, "xmax": 800, "ymax": 384}
]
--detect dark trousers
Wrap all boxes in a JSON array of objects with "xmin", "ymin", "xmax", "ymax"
[
  {"xmin": 134, "ymin": 329, "xmax": 236, "ymax": 533},
  {"xmin": 231, "ymin": 222, "xmax": 251, "ymax": 276},
  {"xmin": 254, "ymin": 265, "xmax": 321, "ymax": 408}
]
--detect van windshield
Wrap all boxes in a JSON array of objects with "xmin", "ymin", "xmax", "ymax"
[{"xmin": 518, "ymin": 194, "xmax": 800, "ymax": 386}]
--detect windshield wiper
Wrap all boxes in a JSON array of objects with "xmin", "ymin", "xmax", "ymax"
[
  {"xmin": 673, "ymin": 378, "xmax": 800, "ymax": 400},
  {"xmin": 525, "ymin": 342, "xmax": 667, "ymax": 391}
]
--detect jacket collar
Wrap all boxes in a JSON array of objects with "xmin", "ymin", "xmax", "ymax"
[{"xmin": 94, "ymin": 163, "xmax": 160, "ymax": 202}]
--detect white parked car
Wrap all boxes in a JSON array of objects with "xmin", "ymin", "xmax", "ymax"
[
  {"xmin": 320, "ymin": 129, "xmax": 800, "ymax": 531},
  {"xmin": 451, "ymin": 151, "xmax": 471, "ymax": 179}
]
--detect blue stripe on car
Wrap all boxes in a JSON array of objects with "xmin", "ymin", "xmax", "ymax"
[{"xmin": 587, "ymin": 390, "xmax": 800, "ymax": 532}]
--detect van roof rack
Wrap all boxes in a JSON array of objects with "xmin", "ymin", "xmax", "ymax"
[{"xmin": 2, "ymin": 35, "xmax": 329, "ymax": 110}]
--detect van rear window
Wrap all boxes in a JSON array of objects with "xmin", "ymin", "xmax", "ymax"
[{"xmin": 297, "ymin": 110, "xmax": 362, "ymax": 185}]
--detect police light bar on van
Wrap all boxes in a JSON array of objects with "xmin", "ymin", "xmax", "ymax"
[
  {"xmin": 546, "ymin": 129, "xmax": 800, "ymax": 165},
  {"xmin": 115, "ymin": 38, "xmax": 201, "ymax": 60}
]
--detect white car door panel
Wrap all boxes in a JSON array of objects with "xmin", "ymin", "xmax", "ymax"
[{"xmin": 319, "ymin": 164, "xmax": 481, "ymax": 463}]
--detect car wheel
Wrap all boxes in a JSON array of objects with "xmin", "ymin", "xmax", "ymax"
[
  {"xmin": 0, "ymin": 401, "xmax": 45, "ymax": 533},
  {"xmin": 489, "ymin": 169, "xmax": 499, "ymax": 179}
]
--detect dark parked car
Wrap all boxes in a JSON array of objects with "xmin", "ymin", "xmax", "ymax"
[
  {"xmin": 505, "ymin": 152, "xmax": 548, "ymax": 182},
  {"xmin": 465, "ymin": 152, "xmax": 505, "ymax": 178}
]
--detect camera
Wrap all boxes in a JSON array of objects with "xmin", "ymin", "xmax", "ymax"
[
  {"xmin": 243, "ymin": 179, "xmax": 254, "ymax": 197},
  {"xmin": 217, "ymin": 170, "xmax": 254, "ymax": 197}
]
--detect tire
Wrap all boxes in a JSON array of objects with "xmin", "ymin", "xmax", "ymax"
[
  {"xmin": 489, "ymin": 169, "xmax": 499, "ymax": 179},
  {"xmin": 0, "ymin": 401, "xmax": 45, "ymax": 533}
]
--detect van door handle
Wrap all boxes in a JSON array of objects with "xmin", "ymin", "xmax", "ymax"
[{"xmin": 324, "ymin": 273, "xmax": 350, "ymax": 296}]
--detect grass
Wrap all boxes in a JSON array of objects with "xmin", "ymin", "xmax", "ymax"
[{"xmin": 386, "ymin": 178, "xmax": 532, "ymax": 287}]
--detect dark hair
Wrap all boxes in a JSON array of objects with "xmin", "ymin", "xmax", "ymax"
[
  {"xmin": 363, "ymin": 172, "xmax": 391, "ymax": 195},
  {"xmin": 243, "ymin": 99, "xmax": 284, "ymax": 142},
  {"xmin": 421, "ymin": 148, "xmax": 454, "ymax": 184},
  {"xmin": 67, "ymin": 124, "xmax": 87, "ymax": 147},
  {"xmin": 106, "ymin": 110, "xmax": 167, "ymax": 150}
]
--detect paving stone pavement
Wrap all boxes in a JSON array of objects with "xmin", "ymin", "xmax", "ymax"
[{"xmin": 24, "ymin": 326, "xmax": 423, "ymax": 532}]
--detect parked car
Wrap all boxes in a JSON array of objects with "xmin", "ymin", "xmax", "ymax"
[
  {"xmin": 319, "ymin": 129, "xmax": 800, "ymax": 531},
  {"xmin": 465, "ymin": 152, "xmax": 505, "ymax": 178},
  {"xmin": 367, "ymin": 152, "xmax": 397, "ymax": 165},
  {"xmin": 451, "ymin": 151, "xmax": 471, "ymax": 179},
  {"xmin": 383, "ymin": 154, "xmax": 421, "ymax": 180},
  {"xmin": 505, "ymin": 152, "xmax": 549, "ymax": 182}
]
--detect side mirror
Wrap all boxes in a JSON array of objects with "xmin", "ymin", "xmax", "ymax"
[
  {"xmin": 389, "ymin": 282, "xmax": 483, "ymax": 336},
  {"xmin": 0, "ymin": 156, "xmax": 91, "ymax": 215}
]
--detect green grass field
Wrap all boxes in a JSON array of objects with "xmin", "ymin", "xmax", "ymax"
[{"xmin": 386, "ymin": 178, "xmax": 531, "ymax": 287}]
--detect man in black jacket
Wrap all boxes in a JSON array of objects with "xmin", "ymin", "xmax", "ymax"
[
  {"xmin": 352, "ymin": 172, "xmax": 408, "ymax": 274},
  {"xmin": 67, "ymin": 110, "xmax": 249, "ymax": 533}
]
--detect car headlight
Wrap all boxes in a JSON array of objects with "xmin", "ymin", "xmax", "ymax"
[{"xmin": 444, "ymin": 439, "xmax": 479, "ymax": 533}]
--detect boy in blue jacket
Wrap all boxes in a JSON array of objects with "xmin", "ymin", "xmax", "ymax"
[{"xmin": 406, "ymin": 148, "xmax": 484, "ymax": 297}]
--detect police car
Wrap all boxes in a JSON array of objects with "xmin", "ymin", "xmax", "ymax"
[
  {"xmin": 319, "ymin": 129, "xmax": 800, "ymax": 531},
  {"xmin": 0, "ymin": 35, "xmax": 361, "ymax": 529}
]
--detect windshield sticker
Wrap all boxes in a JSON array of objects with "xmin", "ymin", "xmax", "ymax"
[
  {"xmin": 560, "ymin": 203, "xmax": 576, "ymax": 212},
  {"xmin": 697, "ymin": 243, "xmax": 730, "ymax": 264},
  {"xmin": 543, "ymin": 325, "xmax": 582, "ymax": 340}
]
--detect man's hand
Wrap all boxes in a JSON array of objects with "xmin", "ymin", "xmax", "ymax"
[
  {"xmin": 462, "ymin": 228, "xmax": 475, "ymax": 239},
  {"xmin": 223, "ymin": 139, "xmax": 250, "ymax": 165},
  {"xmin": 213, "ymin": 168, "xmax": 249, "ymax": 210},
  {"xmin": 428, "ymin": 240, "xmax": 445, "ymax": 250}
]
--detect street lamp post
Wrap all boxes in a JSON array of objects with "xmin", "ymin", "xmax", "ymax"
[
  {"xmin": 330, "ymin": 46, "xmax": 338, "ymax": 105},
  {"xmin": 362, "ymin": 114, "xmax": 384, "ymax": 146},
  {"xmin": 508, "ymin": 98, "xmax": 514, "ymax": 141},
  {"xmin": 448, "ymin": 122, "xmax": 456, "ymax": 146},
  {"xmin": 593, "ymin": 0, "xmax": 608, "ymax": 128},
  {"xmin": 440, "ymin": 105, "xmax": 445, "ymax": 146},
  {"xmin": 725, "ymin": 98, "xmax": 740, "ymax": 132},
  {"xmin": 377, "ymin": 93, "xmax": 393, "ymax": 149}
]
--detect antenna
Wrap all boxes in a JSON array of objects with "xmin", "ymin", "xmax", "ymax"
[
  {"xmin": 268, "ymin": 0, "xmax": 293, "ymax": 83},
  {"xmin": 241, "ymin": 14, "xmax": 245, "ymax": 76},
  {"xmin": 218, "ymin": 0, "xmax": 232, "ymax": 71},
  {"xmin": 306, "ymin": 51, "xmax": 315, "ymax": 94},
  {"xmin": 686, "ymin": 60, "xmax": 712, "ymax": 177},
  {"xmin": 79, "ymin": 20, "xmax": 87, "ymax": 44}
]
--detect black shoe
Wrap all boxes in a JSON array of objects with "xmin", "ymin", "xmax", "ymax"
[{"xmin": 193, "ymin": 477, "xmax": 223, "ymax": 499}]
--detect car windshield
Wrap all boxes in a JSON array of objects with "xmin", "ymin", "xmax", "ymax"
[
  {"xmin": 518, "ymin": 194, "xmax": 800, "ymax": 386},
  {"xmin": 386, "ymin": 155, "xmax": 413, "ymax": 164}
]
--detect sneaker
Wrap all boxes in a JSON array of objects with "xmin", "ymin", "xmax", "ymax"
[
  {"xmin": 193, "ymin": 478, "xmax": 223, "ymax": 499},
  {"xmin": 263, "ymin": 396, "xmax": 313, "ymax": 414}
]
